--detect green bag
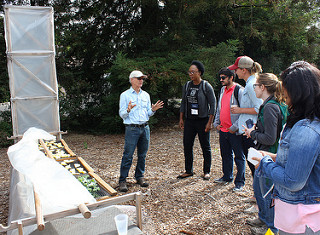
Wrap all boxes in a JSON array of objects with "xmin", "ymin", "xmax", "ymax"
[{"xmin": 258, "ymin": 99, "xmax": 288, "ymax": 153}]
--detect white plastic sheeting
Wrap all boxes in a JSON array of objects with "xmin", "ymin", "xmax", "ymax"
[
  {"xmin": 4, "ymin": 5, "xmax": 60, "ymax": 137},
  {"xmin": 7, "ymin": 128, "xmax": 96, "ymax": 235}
]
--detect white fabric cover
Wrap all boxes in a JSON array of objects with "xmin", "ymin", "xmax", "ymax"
[
  {"xmin": 7, "ymin": 128, "xmax": 96, "ymax": 235},
  {"xmin": 4, "ymin": 5, "xmax": 59, "ymax": 137}
]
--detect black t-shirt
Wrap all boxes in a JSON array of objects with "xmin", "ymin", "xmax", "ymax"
[{"xmin": 186, "ymin": 82, "xmax": 201, "ymax": 119}]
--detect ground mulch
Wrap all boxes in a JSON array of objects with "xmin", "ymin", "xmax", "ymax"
[{"xmin": 0, "ymin": 123, "xmax": 256, "ymax": 234}]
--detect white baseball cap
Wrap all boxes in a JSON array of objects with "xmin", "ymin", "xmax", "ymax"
[{"xmin": 129, "ymin": 70, "xmax": 147, "ymax": 79}]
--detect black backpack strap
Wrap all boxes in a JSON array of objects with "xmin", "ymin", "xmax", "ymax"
[
  {"xmin": 234, "ymin": 84, "xmax": 240, "ymax": 105},
  {"xmin": 185, "ymin": 81, "xmax": 191, "ymax": 97},
  {"xmin": 202, "ymin": 80, "xmax": 208, "ymax": 97}
]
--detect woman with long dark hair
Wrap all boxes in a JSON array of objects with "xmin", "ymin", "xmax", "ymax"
[{"xmin": 254, "ymin": 61, "xmax": 320, "ymax": 234}]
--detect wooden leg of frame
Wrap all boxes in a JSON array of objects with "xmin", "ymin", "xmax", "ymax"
[{"xmin": 135, "ymin": 192, "xmax": 143, "ymax": 230}]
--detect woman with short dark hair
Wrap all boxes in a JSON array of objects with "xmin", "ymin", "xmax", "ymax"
[{"xmin": 178, "ymin": 61, "xmax": 216, "ymax": 180}]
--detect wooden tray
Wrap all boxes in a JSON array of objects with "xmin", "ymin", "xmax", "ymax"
[{"xmin": 39, "ymin": 139, "xmax": 117, "ymax": 198}]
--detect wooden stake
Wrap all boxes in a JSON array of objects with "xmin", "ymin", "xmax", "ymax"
[
  {"xmin": 33, "ymin": 189, "xmax": 45, "ymax": 231},
  {"xmin": 136, "ymin": 192, "xmax": 142, "ymax": 230},
  {"xmin": 17, "ymin": 220, "xmax": 23, "ymax": 235},
  {"xmin": 78, "ymin": 203, "xmax": 91, "ymax": 219}
]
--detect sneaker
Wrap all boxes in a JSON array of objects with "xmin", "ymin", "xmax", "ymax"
[
  {"xmin": 203, "ymin": 173, "xmax": 210, "ymax": 180},
  {"xmin": 250, "ymin": 225, "xmax": 269, "ymax": 235},
  {"xmin": 136, "ymin": 177, "xmax": 149, "ymax": 187},
  {"xmin": 214, "ymin": 177, "xmax": 231, "ymax": 185},
  {"xmin": 246, "ymin": 217, "xmax": 265, "ymax": 227},
  {"xmin": 119, "ymin": 181, "xmax": 128, "ymax": 192},
  {"xmin": 244, "ymin": 205, "xmax": 259, "ymax": 214},
  {"xmin": 232, "ymin": 185, "xmax": 244, "ymax": 192}
]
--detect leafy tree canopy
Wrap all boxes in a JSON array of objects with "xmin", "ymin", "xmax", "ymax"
[{"xmin": 0, "ymin": 0, "xmax": 319, "ymax": 134}]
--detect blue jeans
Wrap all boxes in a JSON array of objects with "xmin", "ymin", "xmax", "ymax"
[
  {"xmin": 242, "ymin": 135, "xmax": 256, "ymax": 178},
  {"xmin": 119, "ymin": 125, "xmax": 150, "ymax": 182},
  {"xmin": 219, "ymin": 131, "xmax": 246, "ymax": 187},
  {"xmin": 253, "ymin": 171, "xmax": 278, "ymax": 233},
  {"xmin": 183, "ymin": 118, "xmax": 212, "ymax": 174}
]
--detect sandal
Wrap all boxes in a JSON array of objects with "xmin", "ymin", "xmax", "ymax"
[{"xmin": 177, "ymin": 172, "xmax": 194, "ymax": 179}]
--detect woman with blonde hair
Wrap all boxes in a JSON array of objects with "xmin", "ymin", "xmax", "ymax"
[
  {"xmin": 245, "ymin": 73, "xmax": 287, "ymax": 152},
  {"xmin": 243, "ymin": 73, "xmax": 288, "ymax": 234},
  {"xmin": 228, "ymin": 56, "xmax": 263, "ymax": 189}
]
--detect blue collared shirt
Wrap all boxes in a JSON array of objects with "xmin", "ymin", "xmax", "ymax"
[
  {"xmin": 119, "ymin": 87, "xmax": 155, "ymax": 125},
  {"xmin": 238, "ymin": 75, "xmax": 263, "ymax": 134}
]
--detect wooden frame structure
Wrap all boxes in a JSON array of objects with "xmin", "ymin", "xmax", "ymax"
[
  {"xmin": 3, "ymin": 5, "xmax": 144, "ymax": 234},
  {"xmin": 4, "ymin": 5, "xmax": 60, "ymax": 140},
  {"xmin": 0, "ymin": 192, "xmax": 143, "ymax": 234}
]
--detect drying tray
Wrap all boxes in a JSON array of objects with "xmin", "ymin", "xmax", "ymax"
[{"xmin": 39, "ymin": 139, "xmax": 117, "ymax": 200}]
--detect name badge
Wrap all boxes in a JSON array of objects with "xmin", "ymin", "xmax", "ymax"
[{"xmin": 191, "ymin": 104, "xmax": 198, "ymax": 115}]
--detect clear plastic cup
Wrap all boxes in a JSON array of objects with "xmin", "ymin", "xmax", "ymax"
[{"xmin": 114, "ymin": 214, "xmax": 128, "ymax": 235}]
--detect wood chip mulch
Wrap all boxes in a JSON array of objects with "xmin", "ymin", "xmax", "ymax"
[{"xmin": 0, "ymin": 124, "xmax": 256, "ymax": 234}]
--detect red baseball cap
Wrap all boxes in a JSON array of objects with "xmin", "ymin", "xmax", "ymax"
[{"xmin": 228, "ymin": 56, "xmax": 254, "ymax": 70}]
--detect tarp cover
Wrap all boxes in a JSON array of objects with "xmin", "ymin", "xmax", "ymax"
[
  {"xmin": 4, "ymin": 5, "xmax": 60, "ymax": 137},
  {"xmin": 7, "ymin": 128, "xmax": 96, "ymax": 235}
]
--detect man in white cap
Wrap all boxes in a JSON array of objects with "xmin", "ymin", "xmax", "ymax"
[{"xmin": 118, "ymin": 70, "xmax": 164, "ymax": 192}]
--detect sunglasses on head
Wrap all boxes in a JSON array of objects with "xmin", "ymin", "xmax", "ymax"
[
  {"xmin": 136, "ymin": 77, "xmax": 146, "ymax": 81},
  {"xmin": 220, "ymin": 75, "xmax": 228, "ymax": 80}
]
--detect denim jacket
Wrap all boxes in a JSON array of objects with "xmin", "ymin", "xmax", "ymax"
[{"xmin": 258, "ymin": 118, "xmax": 320, "ymax": 204}]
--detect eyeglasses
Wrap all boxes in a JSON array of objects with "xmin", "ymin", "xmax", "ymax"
[
  {"xmin": 188, "ymin": 71, "xmax": 199, "ymax": 75},
  {"xmin": 135, "ymin": 77, "xmax": 146, "ymax": 81},
  {"xmin": 253, "ymin": 83, "xmax": 261, "ymax": 88},
  {"xmin": 220, "ymin": 76, "xmax": 228, "ymax": 80}
]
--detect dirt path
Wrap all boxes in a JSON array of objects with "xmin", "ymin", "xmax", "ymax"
[{"xmin": 0, "ymin": 125, "xmax": 255, "ymax": 234}]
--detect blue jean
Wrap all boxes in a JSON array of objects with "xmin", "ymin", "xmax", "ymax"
[
  {"xmin": 219, "ymin": 131, "xmax": 246, "ymax": 187},
  {"xmin": 119, "ymin": 125, "xmax": 150, "ymax": 182},
  {"xmin": 183, "ymin": 118, "xmax": 212, "ymax": 174},
  {"xmin": 242, "ymin": 135, "xmax": 256, "ymax": 178},
  {"xmin": 253, "ymin": 171, "xmax": 278, "ymax": 233}
]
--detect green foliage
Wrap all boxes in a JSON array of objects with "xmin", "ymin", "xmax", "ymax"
[
  {"xmin": 95, "ymin": 42, "xmax": 238, "ymax": 131},
  {"xmin": 0, "ymin": 110, "xmax": 13, "ymax": 148},
  {"xmin": 77, "ymin": 175, "xmax": 100, "ymax": 198},
  {"xmin": 1, "ymin": 0, "xmax": 320, "ymax": 135},
  {"xmin": 0, "ymin": 17, "xmax": 10, "ymax": 103}
]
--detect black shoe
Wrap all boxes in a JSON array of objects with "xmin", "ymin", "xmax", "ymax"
[
  {"xmin": 177, "ymin": 172, "xmax": 194, "ymax": 179},
  {"xmin": 119, "ymin": 181, "xmax": 128, "ymax": 192},
  {"xmin": 246, "ymin": 217, "xmax": 265, "ymax": 227},
  {"xmin": 137, "ymin": 178, "xmax": 149, "ymax": 187},
  {"xmin": 214, "ymin": 177, "xmax": 231, "ymax": 185}
]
